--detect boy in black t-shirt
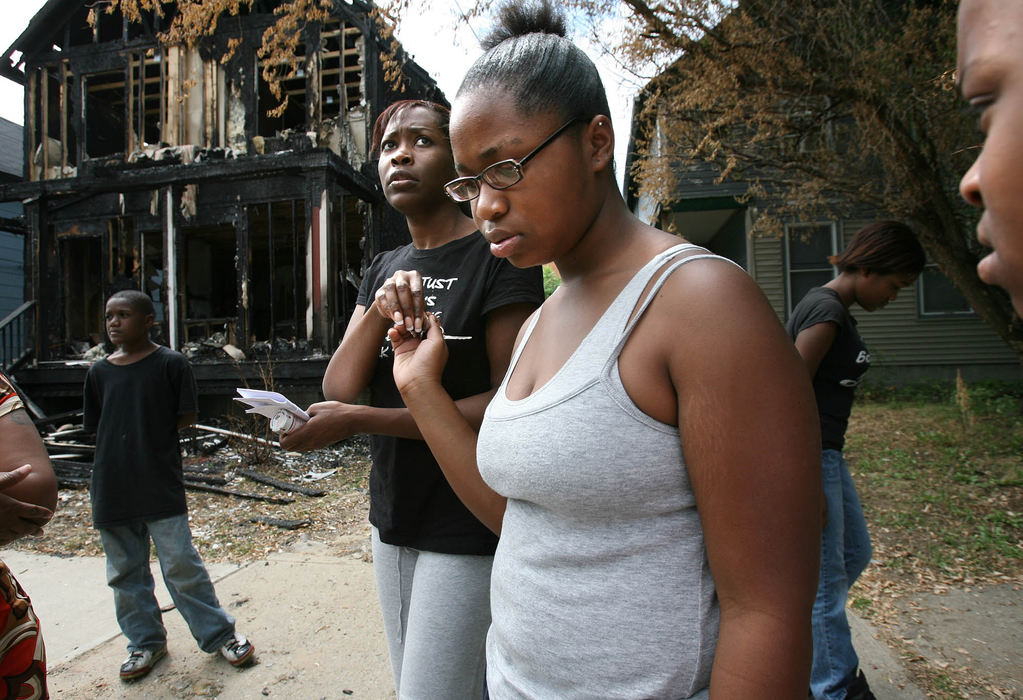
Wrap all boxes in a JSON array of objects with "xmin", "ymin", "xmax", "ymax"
[{"xmin": 83, "ymin": 290, "xmax": 255, "ymax": 681}]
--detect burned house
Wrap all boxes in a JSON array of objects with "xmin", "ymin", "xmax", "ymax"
[{"xmin": 0, "ymin": 0, "xmax": 444, "ymax": 411}]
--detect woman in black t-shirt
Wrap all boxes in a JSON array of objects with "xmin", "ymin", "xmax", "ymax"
[
  {"xmin": 281, "ymin": 100, "xmax": 543, "ymax": 699},
  {"xmin": 787, "ymin": 221, "xmax": 925, "ymax": 700}
]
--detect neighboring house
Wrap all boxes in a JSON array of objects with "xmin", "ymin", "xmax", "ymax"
[
  {"xmin": 0, "ymin": 117, "xmax": 27, "ymax": 371},
  {"xmin": 0, "ymin": 0, "xmax": 444, "ymax": 412},
  {"xmin": 624, "ymin": 117, "xmax": 1019, "ymax": 383}
]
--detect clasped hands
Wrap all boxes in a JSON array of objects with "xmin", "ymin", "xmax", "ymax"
[{"xmin": 374, "ymin": 270, "xmax": 448, "ymax": 393}]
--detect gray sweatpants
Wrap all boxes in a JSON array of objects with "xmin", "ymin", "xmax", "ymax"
[{"xmin": 371, "ymin": 527, "xmax": 493, "ymax": 700}]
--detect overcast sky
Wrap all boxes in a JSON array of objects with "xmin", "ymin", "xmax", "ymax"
[{"xmin": 0, "ymin": 1, "xmax": 641, "ymax": 186}]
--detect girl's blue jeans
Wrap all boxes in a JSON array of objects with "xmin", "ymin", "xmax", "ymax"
[
  {"xmin": 99, "ymin": 513, "xmax": 236, "ymax": 654},
  {"xmin": 810, "ymin": 449, "xmax": 873, "ymax": 700}
]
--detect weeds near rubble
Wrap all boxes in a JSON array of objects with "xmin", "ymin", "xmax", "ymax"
[{"xmin": 227, "ymin": 347, "xmax": 278, "ymax": 466}]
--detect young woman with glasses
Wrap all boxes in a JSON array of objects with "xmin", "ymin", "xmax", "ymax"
[
  {"xmin": 280, "ymin": 99, "xmax": 543, "ymax": 699},
  {"xmin": 385, "ymin": 2, "xmax": 823, "ymax": 697}
]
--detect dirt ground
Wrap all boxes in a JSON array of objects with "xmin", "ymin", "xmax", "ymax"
[{"xmin": 12, "ymin": 433, "xmax": 376, "ymax": 564}]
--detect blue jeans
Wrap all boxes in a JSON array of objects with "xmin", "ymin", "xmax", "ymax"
[
  {"xmin": 99, "ymin": 514, "xmax": 236, "ymax": 654},
  {"xmin": 811, "ymin": 450, "xmax": 873, "ymax": 700}
]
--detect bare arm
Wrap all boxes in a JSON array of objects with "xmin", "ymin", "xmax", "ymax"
[
  {"xmin": 660, "ymin": 263, "xmax": 821, "ymax": 696},
  {"xmin": 0, "ymin": 409, "xmax": 58, "ymax": 544},
  {"xmin": 284, "ymin": 300, "xmax": 535, "ymax": 451},
  {"xmin": 322, "ymin": 304, "xmax": 391, "ymax": 403},
  {"xmin": 793, "ymin": 322, "xmax": 839, "ymax": 379},
  {"xmin": 390, "ymin": 314, "xmax": 509, "ymax": 534}
]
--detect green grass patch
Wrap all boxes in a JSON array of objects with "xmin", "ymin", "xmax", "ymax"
[{"xmin": 846, "ymin": 379, "xmax": 1023, "ymax": 582}]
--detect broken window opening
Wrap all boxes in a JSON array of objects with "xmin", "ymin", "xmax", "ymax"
[
  {"xmin": 258, "ymin": 44, "xmax": 307, "ymax": 136},
  {"xmin": 319, "ymin": 20, "xmax": 364, "ymax": 120},
  {"xmin": 107, "ymin": 217, "xmax": 136, "ymax": 284},
  {"xmin": 339, "ymin": 195, "xmax": 364, "ymax": 319},
  {"xmin": 68, "ymin": 5, "xmax": 94, "ymax": 47},
  {"xmin": 248, "ymin": 201, "xmax": 307, "ymax": 342},
  {"xmin": 94, "ymin": 6, "xmax": 124, "ymax": 43},
  {"xmin": 126, "ymin": 8, "xmax": 158, "ymax": 41},
  {"xmin": 59, "ymin": 234, "xmax": 104, "ymax": 352},
  {"xmin": 32, "ymin": 63, "xmax": 77, "ymax": 180},
  {"xmin": 140, "ymin": 230, "xmax": 167, "ymax": 344},
  {"xmin": 133, "ymin": 50, "xmax": 164, "ymax": 148},
  {"xmin": 182, "ymin": 224, "xmax": 238, "ymax": 344},
  {"xmin": 84, "ymin": 69, "xmax": 128, "ymax": 158}
]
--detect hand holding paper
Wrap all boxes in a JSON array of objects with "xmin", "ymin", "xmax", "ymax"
[{"xmin": 234, "ymin": 388, "xmax": 310, "ymax": 434}]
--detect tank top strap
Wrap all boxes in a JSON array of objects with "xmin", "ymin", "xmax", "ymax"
[
  {"xmin": 504, "ymin": 305, "xmax": 543, "ymax": 377},
  {"xmin": 609, "ymin": 248, "xmax": 743, "ymax": 361},
  {"xmin": 495, "ymin": 243, "xmax": 715, "ymax": 405}
]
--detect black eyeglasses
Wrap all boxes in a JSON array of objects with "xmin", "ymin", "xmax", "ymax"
[{"xmin": 444, "ymin": 118, "xmax": 584, "ymax": 202}]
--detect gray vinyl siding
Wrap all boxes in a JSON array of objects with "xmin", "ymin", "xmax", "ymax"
[
  {"xmin": 751, "ymin": 232, "xmax": 787, "ymax": 320},
  {"xmin": 0, "ymin": 117, "xmax": 22, "ymax": 179}
]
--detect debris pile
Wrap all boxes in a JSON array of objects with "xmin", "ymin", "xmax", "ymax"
[{"xmin": 37, "ymin": 412, "xmax": 357, "ymax": 527}]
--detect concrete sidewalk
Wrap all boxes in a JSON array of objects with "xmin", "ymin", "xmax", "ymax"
[
  {"xmin": 2, "ymin": 540, "xmax": 932, "ymax": 699},
  {"xmin": 3, "ymin": 540, "xmax": 394, "ymax": 698}
]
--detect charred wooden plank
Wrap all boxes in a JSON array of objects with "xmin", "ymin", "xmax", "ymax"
[
  {"xmin": 56, "ymin": 475, "xmax": 89, "ymax": 490},
  {"xmin": 44, "ymin": 440, "xmax": 95, "ymax": 454},
  {"xmin": 249, "ymin": 516, "xmax": 312, "ymax": 530},
  {"xmin": 50, "ymin": 459, "xmax": 93, "ymax": 477},
  {"xmin": 32, "ymin": 409, "xmax": 84, "ymax": 429},
  {"xmin": 237, "ymin": 468, "xmax": 326, "ymax": 497},
  {"xmin": 193, "ymin": 423, "xmax": 279, "ymax": 448},
  {"xmin": 183, "ymin": 474, "xmax": 229, "ymax": 487},
  {"xmin": 184, "ymin": 481, "xmax": 294, "ymax": 504}
]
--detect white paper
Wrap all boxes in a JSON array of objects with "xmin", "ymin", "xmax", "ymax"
[{"xmin": 233, "ymin": 388, "xmax": 311, "ymax": 422}]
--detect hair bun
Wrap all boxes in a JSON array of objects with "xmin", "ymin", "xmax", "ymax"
[{"xmin": 481, "ymin": 0, "xmax": 567, "ymax": 51}]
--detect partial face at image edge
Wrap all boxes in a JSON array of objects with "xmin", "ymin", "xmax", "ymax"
[{"xmin": 958, "ymin": 0, "xmax": 1023, "ymax": 314}]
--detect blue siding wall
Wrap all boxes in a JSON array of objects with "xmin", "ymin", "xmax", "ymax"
[
  {"xmin": 0, "ymin": 202, "xmax": 24, "ymax": 320},
  {"xmin": 0, "ymin": 197, "xmax": 25, "ymax": 372}
]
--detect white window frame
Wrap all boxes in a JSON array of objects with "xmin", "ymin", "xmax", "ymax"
[
  {"xmin": 917, "ymin": 263, "xmax": 975, "ymax": 318},
  {"xmin": 784, "ymin": 221, "xmax": 838, "ymax": 318}
]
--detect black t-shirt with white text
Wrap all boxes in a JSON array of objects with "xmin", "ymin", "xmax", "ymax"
[
  {"xmin": 356, "ymin": 231, "xmax": 544, "ymax": 554},
  {"xmin": 786, "ymin": 287, "xmax": 870, "ymax": 450}
]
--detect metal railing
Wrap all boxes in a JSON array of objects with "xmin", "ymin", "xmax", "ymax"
[{"xmin": 0, "ymin": 300, "xmax": 35, "ymax": 373}]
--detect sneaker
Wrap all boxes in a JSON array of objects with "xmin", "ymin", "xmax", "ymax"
[
  {"xmin": 119, "ymin": 645, "xmax": 167, "ymax": 680},
  {"xmin": 220, "ymin": 632, "xmax": 255, "ymax": 667},
  {"xmin": 844, "ymin": 670, "xmax": 877, "ymax": 700}
]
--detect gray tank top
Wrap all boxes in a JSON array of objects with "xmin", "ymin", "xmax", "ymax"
[{"xmin": 478, "ymin": 244, "xmax": 727, "ymax": 699}]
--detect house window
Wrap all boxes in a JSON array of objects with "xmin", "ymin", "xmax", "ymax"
[
  {"xmin": 319, "ymin": 19, "xmax": 365, "ymax": 120},
  {"xmin": 84, "ymin": 69, "xmax": 127, "ymax": 158},
  {"xmin": 918, "ymin": 264, "xmax": 973, "ymax": 316},
  {"xmin": 132, "ymin": 50, "xmax": 164, "ymax": 148},
  {"xmin": 785, "ymin": 222, "xmax": 837, "ymax": 316},
  {"xmin": 32, "ymin": 63, "xmax": 77, "ymax": 179},
  {"xmin": 258, "ymin": 43, "xmax": 307, "ymax": 136}
]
